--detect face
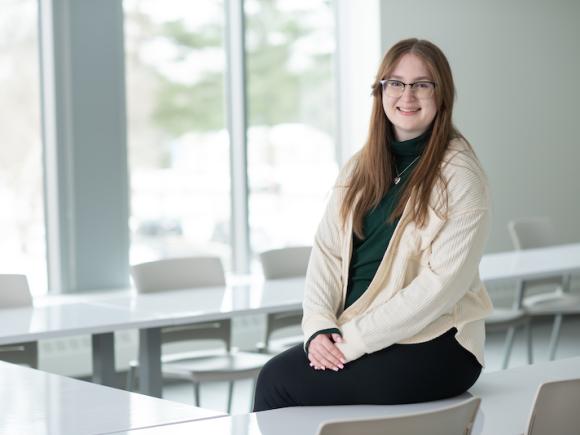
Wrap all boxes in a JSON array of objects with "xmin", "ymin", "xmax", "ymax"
[{"xmin": 382, "ymin": 53, "xmax": 438, "ymax": 141}]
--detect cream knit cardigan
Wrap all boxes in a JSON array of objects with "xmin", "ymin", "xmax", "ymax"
[{"xmin": 302, "ymin": 138, "xmax": 494, "ymax": 366}]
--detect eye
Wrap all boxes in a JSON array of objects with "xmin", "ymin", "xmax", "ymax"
[
  {"xmin": 413, "ymin": 82, "xmax": 433, "ymax": 89},
  {"xmin": 387, "ymin": 80, "xmax": 404, "ymax": 88}
]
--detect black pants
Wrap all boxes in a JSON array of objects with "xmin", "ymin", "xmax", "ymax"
[{"xmin": 253, "ymin": 328, "xmax": 481, "ymax": 411}]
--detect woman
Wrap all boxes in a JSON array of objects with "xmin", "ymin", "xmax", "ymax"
[{"xmin": 253, "ymin": 38, "xmax": 493, "ymax": 411}]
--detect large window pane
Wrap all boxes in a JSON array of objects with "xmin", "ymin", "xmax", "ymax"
[
  {"xmin": 245, "ymin": 0, "xmax": 338, "ymax": 258},
  {"xmin": 0, "ymin": 0, "xmax": 46, "ymax": 295},
  {"xmin": 124, "ymin": 0, "xmax": 231, "ymax": 269}
]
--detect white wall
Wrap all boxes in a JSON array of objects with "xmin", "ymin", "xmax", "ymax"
[
  {"xmin": 370, "ymin": 0, "xmax": 580, "ymax": 252},
  {"xmin": 336, "ymin": 0, "xmax": 381, "ymax": 165}
]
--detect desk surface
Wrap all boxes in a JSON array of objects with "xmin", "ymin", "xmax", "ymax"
[
  {"xmin": 105, "ymin": 356, "xmax": 580, "ymax": 435},
  {"xmin": 0, "ymin": 361, "xmax": 223, "ymax": 435},
  {"xmin": 1, "ymin": 243, "xmax": 578, "ymax": 394},
  {"xmin": 0, "ymin": 278, "xmax": 305, "ymax": 346},
  {"xmin": 2, "ymin": 243, "xmax": 580, "ymax": 346},
  {"xmin": 479, "ymin": 242, "xmax": 580, "ymax": 283}
]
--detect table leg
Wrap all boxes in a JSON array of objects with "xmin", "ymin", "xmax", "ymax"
[
  {"xmin": 138, "ymin": 327, "xmax": 162, "ymax": 397},
  {"xmin": 92, "ymin": 332, "xmax": 116, "ymax": 387}
]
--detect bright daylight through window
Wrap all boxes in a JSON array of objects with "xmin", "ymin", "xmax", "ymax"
[
  {"xmin": 0, "ymin": 0, "xmax": 46, "ymax": 295},
  {"xmin": 125, "ymin": 0, "xmax": 338, "ymax": 273}
]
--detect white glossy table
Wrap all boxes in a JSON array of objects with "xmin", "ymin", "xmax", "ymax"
[
  {"xmin": 87, "ymin": 278, "xmax": 304, "ymax": 396},
  {"xmin": 0, "ymin": 360, "xmax": 223, "ymax": 435},
  {"xmin": 0, "ymin": 278, "xmax": 304, "ymax": 394},
  {"xmin": 479, "ymin": 243, "xmax": 580, "ymax": 284},
  {"xmin": 1, "ymin": 244, "xmax": 578, "ymax": 397},
  {"xmin": 0, "ymin": 299, "xmax": 215, "ymax": 388},
  {"xmin": 105, "ymin": 356, "xmax": 580, "ymax": 435}
]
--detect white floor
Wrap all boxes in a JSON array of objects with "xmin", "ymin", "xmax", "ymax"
[{"xmin": 161, "ymin": 316, "xmax": 580, "ymax": 415}]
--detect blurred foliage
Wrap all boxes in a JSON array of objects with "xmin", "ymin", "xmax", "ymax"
[{"xmin": 130, "ymin": 0, "xmax": 334, "ymax": 138}]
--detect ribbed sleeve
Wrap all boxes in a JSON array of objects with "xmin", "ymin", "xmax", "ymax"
[{"xmin": 301, "ymin": 158, "xmax": 356, "ymax": 342}]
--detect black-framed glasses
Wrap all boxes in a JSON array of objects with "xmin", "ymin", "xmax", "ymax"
[{"xmin": 379, "ymin": 79, "xmax": 436, "ymax": 99}]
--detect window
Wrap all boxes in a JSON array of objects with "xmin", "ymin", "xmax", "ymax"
[
  {"xmin": 0, "ymin": 0, "xmax": 46, "ymax": 295},
  {"xmin": 245, "ymin": 0, "xmax": 338, "ymax": 257},
  {"xmin": 125, "ymin": 0, "xmax": 339, "ymax": 275},
  {"xmin": 124, "ymin": 0, "xmax": 231, "ymax": 269}
]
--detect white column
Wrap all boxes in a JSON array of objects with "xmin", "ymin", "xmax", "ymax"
[
  {"xmin": 224, "ymin": 0, "xmax": 250, "ymax": 273},
  {"xmin": 39, "ymin": 0, "xmax": 129, "ymax": 292}
]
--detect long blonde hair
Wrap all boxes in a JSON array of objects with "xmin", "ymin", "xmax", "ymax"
[{"xmin": 340, "ymin": 38, "xmax": 465, "ymax": 238}]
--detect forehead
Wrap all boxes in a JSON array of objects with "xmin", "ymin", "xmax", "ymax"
[{"xmin": 389, "ymin": 53, "xmax": 432, "ymax": 80}]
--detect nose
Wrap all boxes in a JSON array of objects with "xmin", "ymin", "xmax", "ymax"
[{"xmin": 399, "ymin": 85, "xmax": 417, "ymax": 102}]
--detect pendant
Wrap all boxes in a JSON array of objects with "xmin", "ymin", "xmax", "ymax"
[{"xmin": 394, "ymin": 176, "xmax": 401, "ymax": 185}]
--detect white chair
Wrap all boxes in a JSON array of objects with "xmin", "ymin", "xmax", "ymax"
[
  {"xmin": 128, "ymin": 256, "xmax": 271, "ymax": 413},
  {"xmin": 485, "ymin": 307, "xmax": 532, "ymax": 369},
  {"xmin": 525, "ymin": 378, "xmax": 580, "ymax": 435},
  {"xmin": 509, "ymin": 217, "xmax": 580, "ymax": 360},
  {"xmin": 258, "ymin": 246, "xmax": 311, "ymax": 353},
  {"xmin": 0, "ymin": 274, "xmax": 38, "ymax": 368},
  {"xmin": 317, "ymin": 397, "xmax": 481, "ymax": 435}
]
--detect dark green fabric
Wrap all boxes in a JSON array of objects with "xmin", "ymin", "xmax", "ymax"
[{"xmin": 344, "ymin": 129, "xmax": 430, "ymax": 309}]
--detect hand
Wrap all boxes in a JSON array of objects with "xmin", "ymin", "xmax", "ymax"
[{"xmin": 308, "ymin": 333, "xmax": 345, "ymax": 371}]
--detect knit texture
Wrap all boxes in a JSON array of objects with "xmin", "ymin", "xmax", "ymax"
[{"xmin": 302, "ymin": 137, "xmax": 494, "ymax": 365}]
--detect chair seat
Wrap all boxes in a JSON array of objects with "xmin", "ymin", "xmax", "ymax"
[
  {"xmin": 524, "ymin": 292, "xmax": 580, "ymax": 315},
  {"xmin": 161, "ymin": 350, "xmax": 272, "ymax": 383},
  {"xmin": 258, "ymin": 335, "xmax": 304, "ymax": 354},
  {"xmin": 486, "ymin": 307, "xmax": 527, "ymax": 325}
]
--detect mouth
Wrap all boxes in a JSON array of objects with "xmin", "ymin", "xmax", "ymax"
[{"xmin": 397, "ymin": 107, "xmax": 421, "ymax": 115}]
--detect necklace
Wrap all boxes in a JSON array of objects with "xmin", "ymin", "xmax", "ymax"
[{"xmin": 394, "ymin": 155, "xmax": 421, "ymax": 185}]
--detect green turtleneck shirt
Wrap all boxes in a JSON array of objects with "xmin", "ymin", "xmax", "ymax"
[
  {"xmin": 344, "ymin": 130, "xmax": 429, "ymax": 309},
  {"xmin": 304, "ymin": 129, "xmax": 429, "ymax": 352}
]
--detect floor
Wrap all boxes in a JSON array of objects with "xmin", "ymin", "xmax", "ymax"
[{"xmin": 161, "ymin": 316, "xmax": 580, "ymax": 415}]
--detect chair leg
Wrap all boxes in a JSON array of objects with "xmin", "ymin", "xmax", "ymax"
[
  {"xmin": 193, "ymin": 382, "xmax": 200, "ymax": 407},
  {"xmin": 227, "ymin": 381, "xmax": 234, "ymax": 414},
  {"xmin": 548, "ymin": 314, "xmax": 563, "ymax": 361},
  {"xmin": 249, "ymin": 378, "xmax": 257, "ymax": 412},
  {"xmin": 501, "ymin": 326, "xmax": 517, "ymax": 370},
  {"xmin": 525, "ymin": 318, "xmax": 533, "ymax": 365},
  {"xmin": 126, "ymin": 366, "xmax": 137, "ymax": 391}
]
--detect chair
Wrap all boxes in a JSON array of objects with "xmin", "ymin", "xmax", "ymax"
[
  {"xmin": 485, "ymin": 307, "xmax": 532, "ymax": 370},
  {"xmin": 0, "ymin": 274, "xmax": 38, "ymax": 368},
  {"xmin": 258, "ymin": 246, "xmax": 311, "ymax": 353},
  {"xmin": 317, "ymin": 397, "xmax": 481, "ymax": 435},
  {"xmin": 508, "ymin": 217, "xmax": 580, "ymax": 360},
  {"xmin": 128, "ymin": 256, "xmax": 271, "ymax": 413},
  {"xmin": 525, "ymin": 378, "xmax": 580, "ymax": 435}
]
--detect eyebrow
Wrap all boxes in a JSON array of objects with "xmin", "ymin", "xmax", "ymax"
[{"xmin": 388, "ymin": 75, "xmax": 432, "ymax": 81}]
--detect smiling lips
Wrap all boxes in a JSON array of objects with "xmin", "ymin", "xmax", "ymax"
[{"xmin": 397, "ymin": 107, "xmax": 421, "ymax": 116}]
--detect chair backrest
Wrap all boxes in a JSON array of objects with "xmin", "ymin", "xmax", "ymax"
[
  {"xmin": 259, "ymin": 246, "xmax": 312, "ymax": 280},
  {"xmin": 0, "ymin": 274, "xmax": 37, "ymax": 368},
  {"xmin": 263, "ymin": 311, "xmax": 303, "ymax": 350},
  {"xmin": 131, "ymin": 256, "xmax": 230, "ymax": 348},
  {"xmin": 525, "ymin": 378, "xmax": 580, "ymax": 435},
  {"xmin": 0, "ymin": 274, "xmax": 32, "ymax": 308},
  {"xmin": 508, "ymin": 217, "xmax": 564, "ymax": 296},
  {"xmin": 259, "ymin": 247, "xmax": 310, "ymax": 348},
  {"xmin": 317, "ymin": 397, "xmax": 481, "ymax": 435},
  {"xmin": 131, "ymin": 256, "xmax": 226, "ymax": 293},
  {"xmin": 508, "ymin": 217, "xmax": 556, "ymax": 250}
]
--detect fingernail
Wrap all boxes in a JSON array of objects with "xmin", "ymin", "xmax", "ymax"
[
  {"xmin": 333, "ymin": 367, "xmax": 339, "ymax": 372},
  {"xmin": 338, "ymin": 364, "xmax": 344, "ymax": 369},
  {"xmin": 341, "ymin": 359, "xmax": 346, "ymax": 364}
]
